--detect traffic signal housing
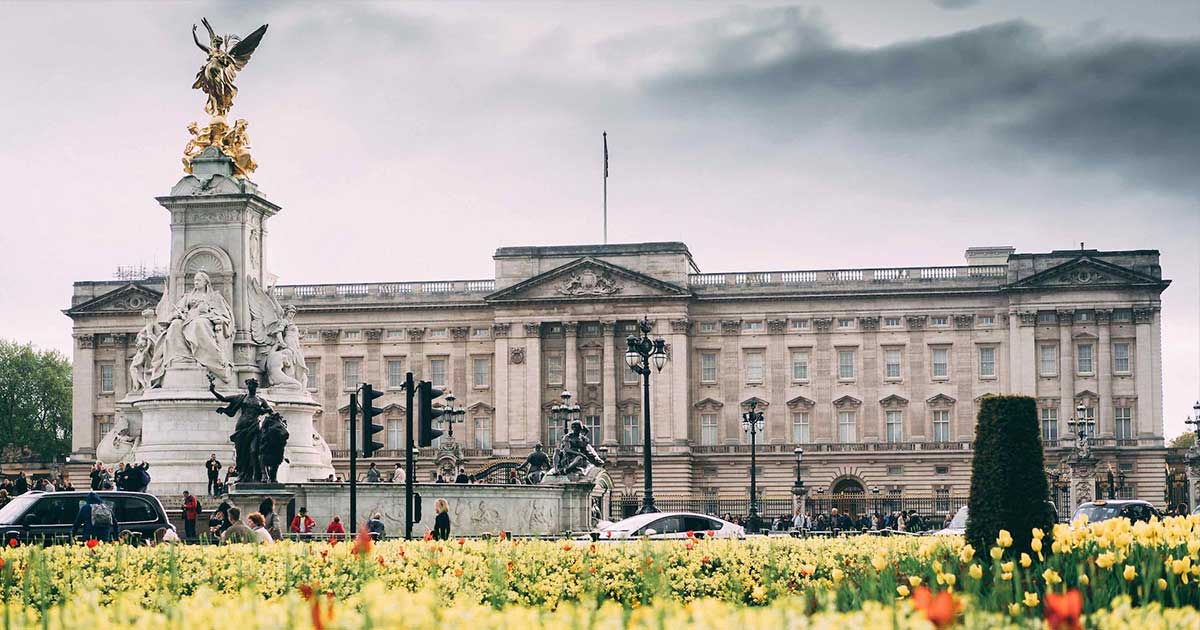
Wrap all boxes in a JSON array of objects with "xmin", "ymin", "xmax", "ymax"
[
  {"xmin": 360, "ymin": 382, "xmax": 385, "ymax": 457},
  {"xmin": 417, "ymin": 380, "xmax": 444, "ymax": 447}
]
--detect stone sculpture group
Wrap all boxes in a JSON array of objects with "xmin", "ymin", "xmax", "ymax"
[{"xmin": 208, "ymin": 374, "xmax": 289, "ymax": 483}]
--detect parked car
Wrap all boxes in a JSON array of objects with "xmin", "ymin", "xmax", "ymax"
[
  {"xmin": 931, "ymin": 501, "xmax": 1059, "ymax": 536},
  {"xmin": 588, "ymin": 512, "xmax": 744, "ymax": 540},
  {"xmin": 0, "ymin": 491, "xmax": 173, "ymax": 546},
  {"xmin": 1072, "ymin": 500, "xmax": 1161, "ymax": 525}
]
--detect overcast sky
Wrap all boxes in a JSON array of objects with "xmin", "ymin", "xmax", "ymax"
[{"xmin": 1, "ymin": 1, "xmax": 1196, "ymax": 436}]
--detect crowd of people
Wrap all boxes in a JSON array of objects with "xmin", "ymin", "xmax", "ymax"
[
  {"xmin": 737, "ymin": 508, "xmax": 937, "ymax": 533},
  {"xmin": 0, "ymin": 471, "xmax": 77, "ymax": 506}
]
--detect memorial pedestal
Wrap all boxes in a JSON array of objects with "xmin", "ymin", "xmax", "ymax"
[{"xmin": 1067, "ymin": 455, "xmax": 1099, "ymax": 515}]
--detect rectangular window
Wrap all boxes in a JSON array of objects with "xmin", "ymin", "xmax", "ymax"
[
  {"xmin": 472, "ymin": 327, "xmax": 489, "ymax": 338},
  {"xmin": 1077, "ymin": 344, "xmax": 1094, "ymax": 374},
  {"xmin": 838, "ymin": 318, "xmax": 854, "ymax": 329},
  {"xmin": 387, "ymin": 359, "xmax": 404, "ymax": 389},
  {"xmin": 429, "ymin": 358, "xmax": 447, "ymax": 389},
  {"xmin": 584, "ymin": 355, "xmax": 601, "ymax": 384},
  {"xmin": 621, "ymin": 414, "xmax": 640, "ymax": 446},
  {"xmin": 386, "ymin": 419, "xmax": 403, "ymax": 450},
  {"xmin": 745, "ymin": 321, "xmax": 764, "ymax": 331},
  {"xmin": 791, "ymin": 319, "xmax": 808, "ymax": 330},
  {"xmin": 837, "ymin": 411, "xmax": 857, "ymax": 443},
  {"xmin": 99, "ymin": 364, "xmax": 114, "ymax": 393},
  {"xmin": 1041, "ymin": 407, "xmax": 1059, "ymax": 442},
  {"xmin": 584, "ymin": 414, "xmax": 602, "ymax": 444},
  {"xmin": 791, "ymin": 351, "xmax": 809, "ymax": 381},
  {"xmin": 1115, "ymin": 407, "xmax": 1133, "ymax": 440},
  {"xmin": 1038, "ymin": 311, "xmax": 1057, "ymax": 324},
  {"xmin": 700, "ymin": 353, "xmax": 718, "ymax": 383},
  {"xmin": 546, "ymin": 416, "xmax": 563, "ymax": 448},
  {"xmin": 305, "ymin": 360, "xmax": 319, "ymax": 390},
  {"xmin": 792, "ymin": 412, "xmax": 810, "ymax": 443},
  {"xmin": 931, "ymin": 316, "xmax": 948, "ymax": 326},
  {"xmin": 884, "ymin": 317, "xmax": 901, "ymax": 328},
  {"xmin": 472, "ymin": 357, "xmax": 490, "ymax": 388},
  {"xmin": 97, "ymin": 417, "xmax": 113, "ymax": 446},
  {"xmin": 1113, "ymin": 343, "xmax": 1131, "ymax": 373},
  {"xmin": 546, "ymin": 353, "xmax": 563, "ymax": 386},
  {"xmin": 885, "ymin": 410, "xmax": 903, "ymax": 443},
  {"xmin": 978, "ymin": 347, "xmax": 996, "ymax": 378},
  {"xmin": 837, "ymin": 350, "xmax": 855, "ymax": 380},
  {"xmin": 344, "ymin": 420, "xmax": 352, "ymax": 449},
  {"xmin": 699, "ymin": 322, "xmax": 717, "ymax": 333},
  {"xmin": 932, "ymin": 410, "xmax": 951, "ymax": 442},
  {"xmin": 473, "ymin": 417, "xmax": 491, "ymax": 450},
  {"xmin": 884, "ymin": 349, "xmax": 902, "ymax": 379},
  {"xmin": 931, "ymin": 347, "xmax": 949, "ymax": 379},
  {"xmin": 700, "ymin": 414, "xmax": 718, "ymax": 446},
  {"xmin": 343, "ymin": 330, "xmax": 362, "ymax": 341},
  {"xmin": 342, "ymin": 358, "xmax": 361, "ymax": 390},
  {"xmin": 745, "ymin": 351, "xmax": 764, "ymax": 383},
  {"xmin": 386, "ymin": 330, "xmax": 405, "ymax": 339},
  {"xmin": 1039, "ymin": 345, "xmax": 1058, "ymax": 376},
  {"xmin": 428, "ymin": 328, "xmax": 447, "ymax": 339},
  {"xmin": 978, "ymin": 315, "xmax": 995, "ymax": 326},
  {"xmin": 623, "ymin": 360, "xmax": 639, "ymax": 384}
]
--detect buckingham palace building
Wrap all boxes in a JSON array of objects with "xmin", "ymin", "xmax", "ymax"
[{"xmin": 67, "ymin": 241, "xmax": 1171, "ymax": 511}]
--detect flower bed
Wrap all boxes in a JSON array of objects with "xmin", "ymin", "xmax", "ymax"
[{"xmin": 1, "ymin": 515, "xmax": 1198, "ymax": 627}]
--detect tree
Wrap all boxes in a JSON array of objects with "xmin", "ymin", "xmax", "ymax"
[
  {"xmin": 1169, "ymin": 433, "xmax": 1196, "ymax": 449},
  {"xmin": 966, "ymin": 395, "xmax": 1052, "ymax": 558},
  {"xmin": 0, "ymin": 340, "xmax": 72, "ymax": 460}
]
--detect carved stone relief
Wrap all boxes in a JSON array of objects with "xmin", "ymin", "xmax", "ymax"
[
  {"xmin": 556, "ymin": 269, "xmax": 622, "ymax": 296},
  {"xmin": 510, "ymin": 347, "xmax": 526, "ymax": 364}
]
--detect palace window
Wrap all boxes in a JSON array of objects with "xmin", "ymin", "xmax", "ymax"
[
  {"xmin": 745, "ymin": 351, "xmax": 764, "ymax": 383},
  {"xmin": 624, "ymin": 360, "xmax": 639, "ymax": 384},
  {"xmin": 342, "ymin": 358, "xmax": 361, "ymax": 390},
  {"xmin": 1113, "ymin": 343, "xmax": 1131, "ymax": 373},
  {"xmin": 978, "ymin": 346, "xmax": 996, "ymax": 379},
  {"xmin": 99, "ymin": 364, "xmax": 114, "ymax": 393},
  {"xmin": 584, "ymin": 414, "xmax": 602, "ymax": 444},
  {"xmin": 473, "ymin": 417, "xmax": 492, "ymax": 450},
  {"xmin": 744, "ymin": 321, "xmax": 763, "ymax": 332},
  {"xmin": 96, "ymin": 416, "xmax": 113, "ymax": 447},
  {"xmin": 1039, "ymin": 345, "xmax": 1058, "ymax": 376},
  {"xmin": 305, "ymin": 360, "xmax": 319, "ymax": 390},
  {"xmin": 386, "ymin": 419, "xmax": 403, "ymax": 450},
  {"xmin": 886, "ymin": 411, "xmax": 903, "ymax": 443},
  {"xmin": 1113, "ymin": 309, "xmax": 1133, "ymax": 322},
  {"xmin": 472, "ymin": 357, "xmax": 490, "ymax": 388},
  {"xmin": 546, "ymin": 353, "xmax": 563, "ymax": 386},
  {"xmin": 1041, "ymin": 407, "xmax": 1059, "ymax": 442},
  {"xmin": 584, "ymin": 355, "xmax": 601, "ymax": 384},
  {"xmin": 884, "ymin": 317, "xmax": 902, "ymax": 328},
  {"xmin": 700, "ymin": 414, "xmax": 719, "ymax": 446},
  {"xmin": 931, "ymin": 347, "xmax": 949, "ymax": 379},
  {"xmin": 546, "ymin": 415, "xmax": 563, "ymax": 448},
  {"xmin": 837, "ymin": 318, "xmax": 854, "ymax": 329},
  {"xmin": 837, "ymin": 350, "xmax": 855, "ymax": 380},
  {"xmin": 429, "ymin": 357, "xmax": 447, "ymax": 389},
  {"xmin": 387, "ymin": 359, "xmax": 404, "ymax": 389},
  {"xmin": 932, "ymin": 410, "xmax": 951, "ymax": 443},
  {"xmin": 978, "ymin": 315, "xmax": 995, "ymax": 326},
  {"xmin": 1115, "ymin": 407, "xmax": 1133, "ymax": 440},
  {"xmin": 884, "ymin": 349, "xmax": 902, "ymax": 380},
  {"xmin": 837, "ymin": 411, "xmax": 857, "ymax": 443},
  {"xmin": 792, "ymin": 412, "xmax": 810, "ymax": 443},
  {"xmin": 1076, "ymin": 344, "xmax": 1094, "ymax": 375},
  {"xmin": 791, "ymin": 351, "xmax": 809, "ymax": 381},
  {"xmin": 621, "ymin": 414, "xmax": 639, "ymax": 445},
  {"xmin": 343, "ymin": 330, "xmax": 362, "ymax": 341},
  {"xmin": 472, "ymin": 327, "xmax": 490, "ymax": 338},
  {"xmin": 386, "ymin": 330, "xmax": 405, "ymax": 339},
  {"xmin": 1038, "ymin": 311, "xmax": 1057, "ymax": 324},
  {"xmin": 700, "ymin": 353, "xmax": 718, "ymax": 383},
  {"xmin": 699, "ymin": 322, "xmax": 717, "ymax": 333},
  {"xmin": 428, "ymin": 328, "xmax": 448, "ymax": 339},
  {"xmin": 931, "ymin": 316, "xmax": 948, "ymax": 327},
  {"xmin": 791, "ymin": 319, "xmax": 809, "ymax": 330}
]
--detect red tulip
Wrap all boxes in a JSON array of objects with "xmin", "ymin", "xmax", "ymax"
[
  {"xmin": 85, "ymin": 538, "xmax": 99, "ymax": 549},
  {"xmin": 1044, "ymin": 590, "xmax": 1083, "ymax": 630}
]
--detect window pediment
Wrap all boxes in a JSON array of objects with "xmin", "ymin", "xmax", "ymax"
[
  {"xmin": 879, "ymin": 394, "xmax": 909, "ymax": 408},
  {"xmin": 740, "ymin": 397, "xmax": 770, "ymax": 411},
  {"xmin": 832, "ymin": 395, "xmax": 862, "ymax": 409},
  {"xmin": 926, "ymin": 393, "xmax": 956, "ymax": 408},
  {"xmin": 694, "ymin": 397, "xmax": 724, "ymax": 411},
  {"xmin": 786, "ymin": 395, "xmax": 815, "ymax": 410}
]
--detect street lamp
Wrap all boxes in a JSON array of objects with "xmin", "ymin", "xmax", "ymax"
[
  {"xmin": 624, "ymin": 318, "xmax": 668, "ymax": 514},
  {"xmin": 742, "ymin": 401, "xmax": 766, "ymax": 533},
  {"xmin": 871, "ymin": 486, "xmax": 881, "ymax": 516},
  {"xmin": 550, "ymin": 390, "xmax": 581, "ymax": 439},
  {"xmin": 1186, "ymin": 401, "xmax": 1200, "ymax": 440},
  {"xmin": 1066, "ymin": 402, "xmax": 1095, "ymax": 457},
  {"xmin": 441, "ymin": 392, "xmax": 466, "ymax": 439}
]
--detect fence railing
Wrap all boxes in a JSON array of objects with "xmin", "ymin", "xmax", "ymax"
[
  {"xmin": 608, "ymin": 494, "xmax": 971, "ymax": 529},
  {"xmin": 689, "ymin": 265, "xmax": 1007, "ymax": 289},
  {"xmin": 273, "ymin": 279, "xmax": 495, "ymax": 300}
]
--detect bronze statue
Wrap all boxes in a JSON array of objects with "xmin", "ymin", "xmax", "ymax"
[
  {"xmin": 550, "ymin": 422, "xmax": 605, "ymax": 477},
  {"xmin": 254, "ymin": 411, "xmax": 289, "ymax": 483},
  {"xmin": 191, "ymin": 18, "xmax": 269, "ymax": 118},
  {"xmin": 516, "ymin": 443, "xmax": 551, "ymax": 484},
  {"xmin": 208, "ymin": 374, "xmax": 272, "ymax": 483}
]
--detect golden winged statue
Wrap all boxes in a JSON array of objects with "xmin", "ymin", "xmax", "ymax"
[{"xmin": 192, "ymin": 18, "xmax": 269, "ymax": 118}]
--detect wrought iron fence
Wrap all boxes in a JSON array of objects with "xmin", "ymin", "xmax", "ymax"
[{"xmin": 608, "ymin": 493, "xmax": 970, "ymax": 529}]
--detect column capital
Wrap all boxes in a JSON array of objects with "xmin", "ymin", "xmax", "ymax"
[
  {"xmin": 492, "ymin": 322, "xmax": 511, "ymax": 337},
  {"xmin": 75, "ymin": 334, "xmax": 96, "ymax": 349},
  {"xmin": 857, "ymin": 316, "xmax": 879, "ymax": 331},
  {"xmin": 1133, "ymin": 307, "xmax": 1157, "ymax": 324},
  {"xmin": 364, "ymin": 328, "xmax": 384, "ymax": 341},
  {"xmin": 406, "ymin": 327, "xmax": 426, "ymax": 341},
  {"xmin": 450, "ymin": 326, "xmax": 470, "ymax": 340},
  {"xmin": 1017, "ymin": 311, "xmax": 1038, "ymax": 327},
  {"xmin": 720, "ymin": 319, "xmax": 742, "ymax": 335},
  {"xmin": 320, "ymin": 329, "xmax": 341, "ymax": 343},
  {"xmin": 904, "ymin": 314, "xmax": 926, "ymax": 330},
  {"xmin": 563, "ymin": 321, "xmax": 579, "ymax": 336},
  {"xmin": 670, "ymin": 318, "xmax": 693, "ymax": 334},
  {"xmin": 952, "ymin": 314, "xmax": 974, "ymax": 329},
  {"xmin": 1094, "ymin": 308, "xmax": 1113, "ymax": 324},
  {"xmin": 523, "ymin": 322, "xmax": 541, "ymax": 337},
  {"xmin": 1056, "ymin": 309, "xmax": 1075, "ymax": 326}
]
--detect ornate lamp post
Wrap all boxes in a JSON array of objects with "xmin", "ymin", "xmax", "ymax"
[
  {"xmin": 624, "ymin": 318, "xmax": 668, "ymax": 514},
  {"xmin": 871, "ymin": 486, "xmax": 881, "ymax": 516},
  {"xmin": 1066, "ymin": 402, "xmax": 1095, "ymax": 459},
  {"xmin": 791, "ymin": 448, "xmax": 806, "ymax": 519},
  {"xmin": 441, "ymin": 393, "xmax": 466, "ymax": 439},
  {"xmin": 1186, "ymin": 401, "xmax": 1200, "ymax": 441},
  {"xmin": 550, "ymin": 390, "xmax": 581, "ymax": 440},
  {"xmin": 742, "ymin": 401, "xmax": 766, "ymax": 533}
]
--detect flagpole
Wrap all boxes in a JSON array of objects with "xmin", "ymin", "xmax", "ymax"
[{"xmin": 603, "ymin": 131, "xmax": 608, "ymax": 244}]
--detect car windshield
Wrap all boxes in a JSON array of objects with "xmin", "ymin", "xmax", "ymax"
[
  {"xmin": 0, "ymin": 495, "xmax": 38, "ymax": 525},
  {"xmin": 948, "ymin": 506, "xmax": 968, "ymax": 530},
  {"xmin": 1074, "ymin": 504, "xmax": 1122, "ymax": 522}
]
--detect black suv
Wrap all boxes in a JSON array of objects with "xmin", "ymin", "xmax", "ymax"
[
  {"xmin": 0, "ymin": 491, "xmax": 173, "ymax": 545},
  {"xmin": 1071, "ymin": 499, "xmax": 1161, "ymax": 525}
]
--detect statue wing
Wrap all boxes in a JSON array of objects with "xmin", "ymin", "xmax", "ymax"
[
  {"xmin": 229, "ymin": 24, "xmax": 269, "ymax": 68},
  {"xmin": 246, "ymin": 276, "xmax": 284, "ymax": 346}
]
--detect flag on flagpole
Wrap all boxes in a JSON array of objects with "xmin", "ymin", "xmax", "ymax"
[{"xmin": 603, "ymin": 132, "xmax": 609, "ymax": 178}]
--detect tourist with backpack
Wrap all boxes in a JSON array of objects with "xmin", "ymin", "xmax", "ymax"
[
  {"xmin": 72, "ymin": 492, "xmax": 119, "ymax": 542},
  {"xmin": 181, "ymin": 491, "xmax": 202, "ymax": 540}
]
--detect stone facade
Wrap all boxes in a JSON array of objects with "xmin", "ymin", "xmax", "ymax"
[{"xmin": 66, "ymin": 242, "xmax": 1171, "ymax": 506}]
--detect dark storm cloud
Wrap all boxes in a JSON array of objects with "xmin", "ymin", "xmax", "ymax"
[{"xmin": 645, "ymin": 15, "xmax": 1200, "ymax": 195}]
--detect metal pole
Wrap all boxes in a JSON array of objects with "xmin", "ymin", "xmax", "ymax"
[
  {"xmin": 349, "ymin": 390, "xmax": 358, "ymax": 533},
  {"xmin": 404, "ymin": 371, "xmax": 415, "ymax": 539},
  {"xmin": 749, "ymin": 424, "xmax": 758, "ymax": 533},
  {"xmin": 603, "ymin": 131, "xmax": 608, "ymax": 244},
  {"xmin": 639, "ymin": 361, "xmax": 656, "ymax": 514}
]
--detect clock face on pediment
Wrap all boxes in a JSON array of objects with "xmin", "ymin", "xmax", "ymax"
[{"xmin": 486, "ymin": 257, "xmax": 690, "ymax": 303}]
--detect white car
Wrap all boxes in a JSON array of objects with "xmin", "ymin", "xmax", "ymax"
[{"xmin": 591, "ymin": 511, "xmax": 744, "ymax": 540}]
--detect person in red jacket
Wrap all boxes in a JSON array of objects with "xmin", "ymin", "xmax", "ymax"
[
  {"xmin": 181, "ymin": 490, "xmax": 201, "ymax": 540},
  {"xmin": 290, "ymin": 506, "xmax": 316, "ymax": 535},
  {"xmin": 325, "ymin": 515, "xmax": 345, "ymax": 540}
]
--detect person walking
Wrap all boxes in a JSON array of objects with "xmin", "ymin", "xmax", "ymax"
[
  {"xmin": 72, "ymin": 492, "xmax": 118, "ymax": 542},
  {"xmin": 258, "ymin": 497, "xmax": 281, "ymax": 540},
  {"xmin": 365, "ymin": 463, "xmax": 381, "ymax": 483},
  {"xmin": 366, "ymin": 512, "xmax": 386, "ymax": 540},
  {"xmin": 290, "ymin": 506, "xmax": 316, "ymax": 535},
  {"xmin": 325, "ymin": 515, "xmax": 345, "ymax": 540},
  {"xmin": 181, "ymin": 490, "xmax": 201, "ymax": 540},
  {"xmin": 432, "ymin": 498, "xmax": 451, "ymax": 540},
  {"xmin": 205, "ymin": 454, "xmax": 222, "ymax": 496},
  {"xmin": 247, "ymin": 512, "xmax": 274, "ymax": 545},
  {"xmin": 219, "ymin": 507, "xmax": 258, "ymax": 544}
]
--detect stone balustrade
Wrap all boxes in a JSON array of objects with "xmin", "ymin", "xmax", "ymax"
[{"xmin": 688, "ymin": 265, "xmax": 1007, "ymax": 292}]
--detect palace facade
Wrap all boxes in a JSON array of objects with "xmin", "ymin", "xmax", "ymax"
[{"xmin": 66, "ymin": 242, "xmax": 1171, "ymax": 508}]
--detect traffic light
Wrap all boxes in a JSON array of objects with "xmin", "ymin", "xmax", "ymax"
[
  {"xmin": 413, "ymin": 493, "xmax": 422, "ymax": 523},
  {"xmin": 417, "ymin": 380, "xmax": 444, "ymax": 447},
  {"xmin": 360, "ymin": 382, "xmax": 385, "ymax": 458}
]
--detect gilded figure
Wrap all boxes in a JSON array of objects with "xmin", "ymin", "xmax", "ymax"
[{"xmin": 191, "ymin": 18, "xmax": 268, "ymax": 119}]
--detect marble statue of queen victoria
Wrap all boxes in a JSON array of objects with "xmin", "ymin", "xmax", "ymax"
[{"xmin": 153, "ymin": 270, "xmax": 235, "ymax": 384}]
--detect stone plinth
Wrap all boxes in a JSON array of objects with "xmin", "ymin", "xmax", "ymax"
[
  {"xmin": 286, "ymin": 481, "xmax": 595, "ymax": 536},
  {"xmin": 1067, "ymin": 455, "xmax": 1099, "ymax": 512},
  {"xmin": 227, "ymin": 481, "xmax": 295, "ymax": 521},
  {"xmin": 1185, "ymin": 447, "xmax": 1200, "ymax": 507}
]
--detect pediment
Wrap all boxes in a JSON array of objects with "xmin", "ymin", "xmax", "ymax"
[
  {"xmin": 974, "ymin": 393, "xmax": 998, "ymax": 403},
  {"xmin": 926, "ymin": 394, "xmax": 957, "ymax": 406},
  {"xmin": 879, "ymin": 394, "xmax": 909, "ymax": 407},
  {"xmin": 66, "ymin": 283, "xmax": 163, "ymax": 316},
  {"xmin": 786, "ymin": 395, "xmax": 815, "ymax": 409},
  {"xmin": 1074, "ymin": 390, "xmax": 1100, "ymax": 401},
  {"xmin": 740, "ymin": 397, "xmax": 770, "ymax": 410},
  {"xmin": 832, "ymin": 395, "xmax": 862, "ymax": 408},
  {"xmin": 467, "ymin": 402, "xmax": 494, "ymax": 413},
  {"xmin": 1006, "ymin": 257, "xmax": 1165, "ymax": 292},
  {"xmin": 693, "ymin": 397, "xmax": 724, "ymax": 410},
  {"xmin": 486, "ymin": 257, "xmax": 690, "ymax": 303},
  {"xmin": 1073, "ymin": 331, "xmax": 1098, "ymax": 340},
  {"xmin": 337, "ymin": 399, "xmax": 406, "ymax": 414}
]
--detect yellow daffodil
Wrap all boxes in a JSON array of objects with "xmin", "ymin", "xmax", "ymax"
[
  {"xmin": 1079, "ymin": 573, "xmax": 1090, "ymax": 586},
  {"xmin": 969, "ymin": 564, "xmax": 983, "ymax": 579},
  {"xmin": 1019, "ymin": 552, "xmax": 1032, "ymax": 568},
  {"xmin": 896, "ymin": 585, "xmax": 910, "ymax": 598},
  {"xmin": 907, "ymin": 575, "xmax": 921, "ymax": 587},
  {"xmin": 1023, "ymin": 592, "xmax": 1039, "ymax": 608},
  {"xmin": 997, "ymin": 529, "xmax": 1013, "ymax": 548},
  {"xmin": 990, "ymin": 546, "xmax": 1003, "ymax": 561},
  {"xmin": 1158, "ymin": 578, "xmax": 1169, "ymax": 591},
  {"xmin": 1123, "ymin": 565, "xmax": 1137, "ymax": 581},
  {"xmin": 959, "ymin": 544, "xmax": 975, "ymax": 563},
  {"xmin": 871, "ymin": 554, "xmax": 887, "ymax": 573},
  {"xmin": 1042, "ymin": 568, "xmax": 1061, "ymax": 585}
]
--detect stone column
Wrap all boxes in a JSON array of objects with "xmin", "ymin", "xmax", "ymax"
[
  {"xmin": 71, "ymin": 334, "xmax": 97, "ymax": 457},
  {"xmin": 811, "ymin": 318, "xmax": 833, "ymax": 442},
  {"xmin": 114, "ymin": 334, "xmax": 131, "ymax": 399},
  {"xmin": 1012, "ymin": 311, "xmax": 1038, "ymax": 396},
  {"xmin": 406, "ymin": 327, "xmax": 427, "ymax": 382},
  {"xmin": 564, "ymin": 321, "xmax": 578, "ymax": 397},
  {"xmin": 1096, "ymin": 311, "xmax": 1113, "ymax": 439},
  {"xmin": 364, "ymin": 328, "xmax": 384, "ymax": 387},
  {"xmin": 1057, "ymin": 310, "xmax": 1075, "ymax": 432},
  {"xmin": 492, "ymin": 324, "xmax": 511, "ymax": 451},
  {"xmin": 670, "ymin": 318, "xmax": 693, "ymax": 446},
  {"xmin": 1134, "ymin": 308, "xmax": 1156, "ymax": 440},
  {"xmin": 601, "ymin": 321, "xmax": 618, "ymax": 447},
  {"xmin": 523, "ymin": 322, "xmax": 542, "ymax": 446}
]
